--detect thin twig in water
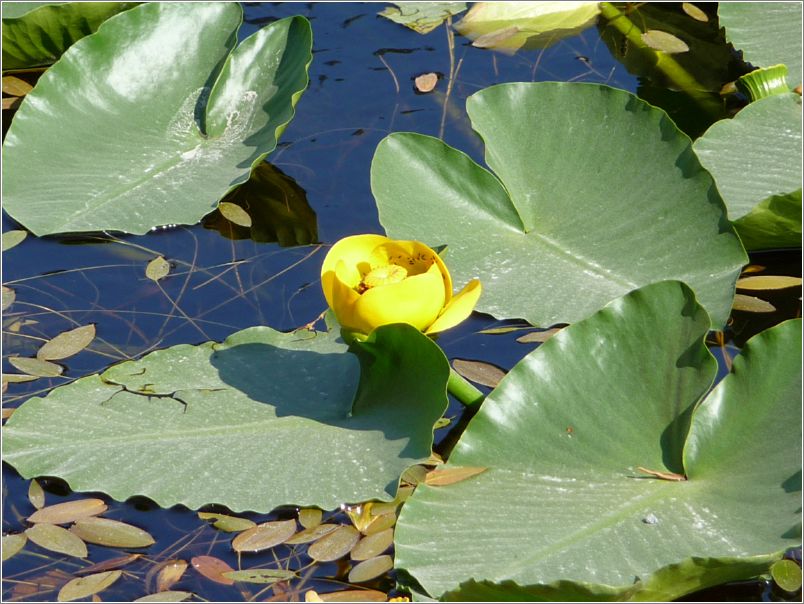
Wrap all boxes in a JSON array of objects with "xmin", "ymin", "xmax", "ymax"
[{"xmin": 376, "ymin": 53, "xmax": 400, "ymax": 94}]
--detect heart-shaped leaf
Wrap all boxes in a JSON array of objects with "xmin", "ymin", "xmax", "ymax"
[
  {"xmin": 2, "ymin": 3, "xmax": 312, "ymax": 236},
  {"xmin": 394, "ymin": 282, "xmax": 801, "ymax": 601},
  {"xmin": 372, "ymin": 83, "xmax": 747, "ymax": 328},
  {"xmin": 3, "ymin": 324, "xmax": 450, "ymax": 512}
]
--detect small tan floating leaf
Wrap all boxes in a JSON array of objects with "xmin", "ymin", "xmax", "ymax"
[
  {"xmin": 25, "ymin": 523, "xmax": 88, "ymax": 558},
  {"xmin": 736, "ymin": 275, "xmax": 802, "ymax": 291},
  {"xmin": 222, "ymin": 568, "xmax": 298, "ymax": 584},
  {"xmin": 2, "ymin": 96, "xmax": 22, "ymax": 110},
  {"xmin": 71, "ymin": 517, "xmax": 155, "ymax": 548},
  {"xmin": 28, "ymin": 479, "xmax": 46, "ymax": 509},
  {"xmin": 2, "ymin": 407, "xmax": 15, "ymax": 420},
  {"xmin": 2, "ymin": 533, "xmax": 27, "ymax": 561},
  {"xmin": 134, "ymin": 591, "xmax": 193, "ymax": 603},
  {"xmin": 516, "ymin": 327, "xmax": 562, "ymax": 343},
  {"xmin": 156, "ymin": 559, "xmax": 188, "ymax": 592},
  {"xmin": 307, "ymin": 525, "xmax": 360, "ymax": 561},
  {"xmin": 425, "ymin": 466, "xmax": 487, "ymax": 486},
  {"xmin": 298, "ymin": 508, "xmax": 323, "ymax": 529},
  {"xmin": 191, "ymin": 555, "xmax": 235, "ymax": 585},
  {"xmin": 362, "ymin": 513, "xmax": 396, "ymax": 536},
  {"xmin": 348, "ymin": 554, "xmax": 394, "ymax": 583},
  {"xmin": 28, "ymin": 498, "xmax": 107, "ymax": 525},
  {"xmin": 2, "ymin": 286, "xmax": 16, "ymax": 311},
  {"xmin": 37, "ymin": 324, "xmax": 96, "ymax": 361},
  {"xmin": 477, "ymin": 325, "xmax": 528, "ymax": 335},
  {"xmin": 2, "ymin": 229, "xmax": 27, "ymax": 251},
  {"xmin": 394, "ymin": 485, "xmax": 414, "ymax": 504},
  {"xmin": 198, "ymin": 512, "xmax": 256, "ymax": 532},
  {"xmin": 640, "ymin": 29, "xmax": 689, "ymax": 54},
  {"xmin": 400, "ymin": 465, "xmax": 428, "ymax": 486},
  {"xmin": 145, "ymin": 256, "xmax": 170, "ymax": 282},
  {"xmin": 771, "ymin": 559, "xmax": 803, "ymax": 592},
  {"xmin": 741, "ymin": 264, "xmax": 766, "ymax": 274},
  {"xmin": 732, "ymin": 294, "xmax": 776, "ymax": 313},
  {"xmin": 452, "ymin": 359, "xmax": 505, "ymax": 387},
  {"xmin": 414, "ymin": 72, "xmax": 438, "ymax": 93},
  {"xmin": 3, "ymin": 373, "xmax": 37, "ymax": 383},
  {"xmin": 218, "ymin": 201, "xmax": 253, "ymax": 228},
  {"xmin": 231, "ymin": 519, "xmax": 296, "ymax": 552},
  {"xmin": 306, "ymin": 591, "xmax": 325, "ymax": 602},
  {"xmin": 681, "ymin": 2, "xmax": 708, "ymax": 22},
  {"xmin": 351, "ymin": 528, "xmax": 394, "ymax": 561},
  {"xmin": 2, "ymin": 75, "xmax": 33, "ymax": 97},
  {"xmin": 77, "ymin": 553, "xmax": 142, "ymax": 575},
  {"xmin": 313, "ymin": 589, "xmax": 387, "ymax": 602},
  {"xmin": 58, "ymin": 570, "xmax": 121, "ymax": 602},
  {"xmin": 8, "ymin": 356, "xmax": 63, "ymax": 378},
  {"xmin": 285, "ymin": 523, "xmax": 340, "ymax": 545}
]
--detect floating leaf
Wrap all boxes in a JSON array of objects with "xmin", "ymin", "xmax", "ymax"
[
  {"xmin": 1, "ymin": 2, "xmax": 137, "ymax": 69},
  {"xmin": 218, "ymin": 201, "xmax": 252, "ymax": 228},
  {"xmin": 8, "ymin": 356, "xmax": 63, "ymax": 378},
  {"xmin": 2, "ymin": 75, "xmax": 33, "ymax": 96},
  {"xmin": 373, "ymin": 83, "xmax": 746, "ymax": 328},
  {"xmin": 2, "ymin": 533, "xmax": 27, "ymax": 561},
  {"xmin": 4, "ymin": 324, "xmax": 450, "ymax": 513},
  {"xmin": 77, "ymin": 554, "xmax": 143, "ymax": 575},
  {"xmin": 191, "ymin": 555, "xmax": 235, "ymax": 586},
  {"xmin": 351, "ymin": 528, "xmax": 394, "ymax": 561},
  {"xmin": 222, "ymin": 569, "xmax": 298, "ymax": 584},
  {"xmin": 308, "ymin": 525, "xmax": 360, "ymax": 561},
  {"xmin": 2, "ymin": 229, "xmax": 27, "ymax": 251},
  {"xmin": 414, "ymin": 73, "xmax": 438, "ymax": 93},
  {"xmin": 57, "ymin": 570, "xmax": 121, "ymax": 602},
  {"xmin": 719, "ymin": 3, "xmax": 802, "ymax": 88},
  {"xmin": 395, "ymin": 283, "xmax": 801, "ymax": 600},
  {"xmin": 362, "ymin": 513, "xmax": 396, "ymax": 536},
  {"xmin": 311, "ymin": 590, "xmax": 387, "ymax": 602},
  {"xmin": 640, "ymin": 29, "xmax": 689, "ymax": 54},
  {"xmin": 516, "ymin": 328, "xmax": 562, "ymax": 343},
  {"xmin": 452, "ymin": 359, "xmax": 505, "ymax": 388},
  {"xmin": 28, "ymin": 479, "xmax": 45, "ymax": 509},
  {"xmin": 378, "ymin": 2, "xmax": 467, "ymax": 34},
  {"xmin": 455, "ymin": 1, "xmax": 601, "ymax": 53},
  {"xmin": 198, "ymin": 512, "xmax": 256, "ymax": 533},
  {"xmin": 424, "ymin": 466, "xmax": 487, "ymax": 486},
  {"xmin": 298, "ymin": 508, "xmax": 323, "ymax": 529},
  {"xmin": 232, "ymin": 519, "xmax": 296, "ymax": 553},
  {"xmin": 3, "ymin": 373, "xmax": 37, "ymax": 384},
  {"xmin": 70, "ymin": 517, "xmax": 155, "ymax": 548},
  {"xmin": 771, "ymin": 559, "xmax": 803, "ymax": 592},
  {"xmin": 25, "ymin": 523, "xmax": 88, "ymax": 558},
  {"xmin": 285, "ymin": 523, "xmax": 340, "ymax": 545},
  {"xmin": 2, "ymin": 96, "xmax": 22, "ymax": 110},
  {"xmin": 681, "ymin": 3, "xmax": 708, "ymax": 22},
  {"xmin": 349, "ymin": 555, "xmax": 394, "ymax": 583},
  {"xmin": 28, "ymin": 498, "xmax": 107, "ymax": 524},
  {"xmin": 37, "ymin": 324, "xmax": 96, "ymax": 361},
  {"xmin": 2, "ymin": 286, "xmax": 15, "ymax": 311},
  {"xmin": 2, "ymin": 5, "xmax": 313, "ymax": 236},
  {"xmin": 737, "ymin": 275, "xmax": 802, "ymax": 291},
  {"xmin": 155, "ymin": 559, "xmax": 188, "ymax": 592},
  {"xmin": 134, "ymin": 592, "xmax": 193, "ymax": 603},
  {"xmin": 146, "ymin": 257, "xmax": 170, "ymax": 282},
  {"xmin": 732, "ymin": 294, "xmax": 776, "ymax": 313}
]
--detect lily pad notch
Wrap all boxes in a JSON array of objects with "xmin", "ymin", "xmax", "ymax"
[{"xmin": 2, "ymin": 3, "xmax": 313, "ymax": 236}]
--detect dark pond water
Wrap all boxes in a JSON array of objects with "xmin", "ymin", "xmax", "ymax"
[{"xmin": 2, "ymin": 2, "xmax": 801, "ymax": 602}]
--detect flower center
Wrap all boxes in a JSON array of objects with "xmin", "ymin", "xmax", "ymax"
[{"xmin": 359, "ymin": 264, "xmax": 408, "ymax": 292}]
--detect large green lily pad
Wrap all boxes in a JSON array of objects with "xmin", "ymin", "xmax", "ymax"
[
  {"xmin": 2, "ymin": 324, "xmax": 450, "ymax": 512},
  {"xmin": 2, "ymin": 3, "xmax": 312, "ymax": 236},
  {"xmin": 371, "ymin": 83, "xmax": 747, "ymax": 328},
  {"xmin": 394, "ymin": 282, "xmax": 801, "ymax": 601},
  {"xmin": 693, "ymin": 93, "xmax": 802, "ymax": 250},
  {"xmin": 718, "ymin": 2, "xmax": 803, "ymax": 89},
  {"xmin": 1, "ymin": 2, "xmax": 138, "ymax": 70}
]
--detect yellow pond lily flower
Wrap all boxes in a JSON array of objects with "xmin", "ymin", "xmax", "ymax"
[{"xmin": 321, "ymin": 234, "xmax": 482, "ymax": 335}]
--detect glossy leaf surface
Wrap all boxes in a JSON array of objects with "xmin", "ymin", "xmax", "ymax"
[
  {"xmin": 372, "ymin": 83, "xmax": 746, "ymax": 328},
  {"xmin": 395, "ymin": 282, "xmax": 801, "ymax": 600}
]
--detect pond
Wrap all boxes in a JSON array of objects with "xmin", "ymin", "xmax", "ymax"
[{"xmin": 2, "ymin": 2, "xmax": 801, "ymax": 602}]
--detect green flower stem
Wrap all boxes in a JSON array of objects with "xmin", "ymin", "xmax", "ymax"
[
  {"xmin": 599, "ymin": 2, "xmax": 721, "ymax": 117},
  {"xmin": 448, "ymin": 367, "xmax": 485, "ymax": 406}
]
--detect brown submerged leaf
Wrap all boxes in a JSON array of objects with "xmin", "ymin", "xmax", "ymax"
[
  {"xmin": 231, "ymin": 519, "xmax": 296, "ymax": 552},
  {"xmin": 425, "ymin": 466, "xmax": 487, "ymax": 486},
  {"xmin": 191, "ymin": 555, "xmax": 235, "ymax": 585},
  {"xmin": 25, "ymin": 523, "xmax": 88, "ymax": 558},
  {"xmin": 70, "ymin": 517, "xmax": 155, "ymax": 548},
  {"xmin": 28, "ymin": 498, "xmax": 107, "ymax": 524},
  {"xmin": 58, "ymin": 570, "xmax": 121, "ymax": 602}
]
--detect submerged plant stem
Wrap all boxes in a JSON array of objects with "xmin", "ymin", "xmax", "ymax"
[{"xmin": 448, "ymin": 367, "xmax": 484, "ymax": 406}]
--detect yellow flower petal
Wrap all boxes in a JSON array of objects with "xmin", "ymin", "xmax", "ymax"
[
  {"xmin": 322, "ymin": 260, "xmax": 362, "ymax": 330},
  {"xmin": 353, "ymin": 263, "xmax": 446, "ymax": 332},
  {"xmin": 321, "ymin": 234, "xmax": 390, "ymax": 307},
  {"xmin": 425, "ymin": 279, "xmax": 482, "ymax": 334}
]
